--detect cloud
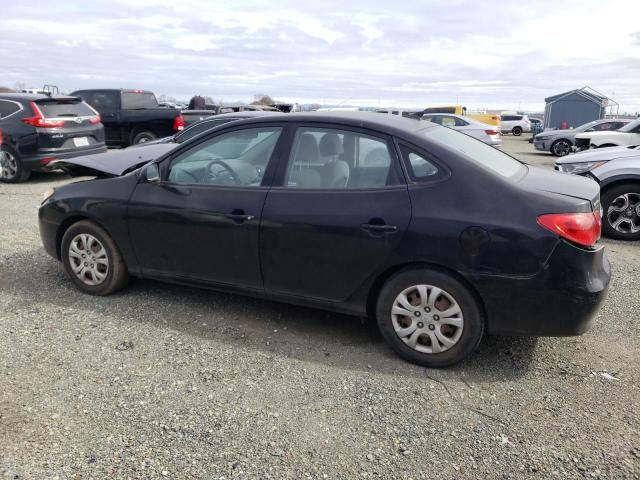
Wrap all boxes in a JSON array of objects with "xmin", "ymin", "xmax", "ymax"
[{"xmin": 0, "ymin": 0, "xmax": 638, "ymax": 112}]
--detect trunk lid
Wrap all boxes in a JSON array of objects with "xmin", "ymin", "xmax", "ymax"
[
  {"xmin": 48, "ymin": 143, "xmax": 177, "ymax": 177},
  {"xmin": 519, "ymin": 165, "xmax": 601, "ymax": 210},
  {"xmin": 31, "ymin": 97, "xmax": 105, "ymax": 153}
]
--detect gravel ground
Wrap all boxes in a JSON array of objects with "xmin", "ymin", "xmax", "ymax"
[{"xmin": 1, "ymin": 136, "xmax": 638, "ymax": 479}]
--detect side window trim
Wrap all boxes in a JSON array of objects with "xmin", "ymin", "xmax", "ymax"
[
  {"xmin": 270, "ymin": 122, "xmax": 406, "ymax": 190},
  {"xmin": 394, "ymin": 139, "xmax": 451, "ymax": 185},
  {"xmin": 160, "ymin": 123, "xmax": 287, "ymax": 188}
]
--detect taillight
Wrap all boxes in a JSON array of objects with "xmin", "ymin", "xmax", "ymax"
[
  {"xmin": 21, "ymin": 102, "xmax": 65, "ymax": 128},
  {"xmin": 0, "ymin": 128, "xmax": 3, "ymax": 145},
  {"xmin": 173, "ymin": 115, "xmax": 185, "ymax": 132},
  {"xmin": 485, "ymin": 130, "xmax": 499, "ymax": 136},
  {"xmin": 89, "ymin": 114, "xmax": 101, "ymax": 125},
  {"xmin": 537, "ymin": 211, "xmax": 601, "ymax": 248}
]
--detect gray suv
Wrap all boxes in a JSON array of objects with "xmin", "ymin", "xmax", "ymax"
[
  {"xmin": 555, "ymin": 145, "xmax": 640, "ymax": 240},
  {"xmin": 535, "ymin": 119, "xmax": 630, "ymax": 157}
]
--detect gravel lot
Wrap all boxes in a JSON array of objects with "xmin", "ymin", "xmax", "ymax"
[{"xmin": 1, "ymin": 136, "xmax": 638, "ymax": 479}]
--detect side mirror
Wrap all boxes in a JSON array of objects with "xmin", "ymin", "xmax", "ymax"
[{"xmin": 144, "ymin": 163, "xmax": 160, "ymax": 183}]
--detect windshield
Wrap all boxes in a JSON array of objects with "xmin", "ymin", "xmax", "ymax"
[
  {"xmin": 575, "ymin": 120, "xmax": 600, "ymax": 132},
  {"xmin": 619, "ymin": 119, "xmax": 640, "ymax": 132},
  {"xmin": 420, "ymin": 126, "xmax": 525, "ymax": 178}
]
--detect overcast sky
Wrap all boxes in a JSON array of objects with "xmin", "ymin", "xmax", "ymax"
[{"xmin": 1, "ymin": 0, "xmax": 638, "ymax": 112}]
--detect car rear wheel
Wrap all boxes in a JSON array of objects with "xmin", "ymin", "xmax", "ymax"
[
  {"xmin": 376, "ymin": 269, "xmax": 484, "ymax": 367},
  {"xmin": 61, "ymin": 220, "xmax": 129, "ymax": 295},
  {"xmin": 132, "ymin": 131, "xmax": 157, "ymax": 144},
  {"xmin": 512, "ymin": 126, "xmax": 523, "ymax": 136},
  {"xmin": 0, "ymin": 147, "xmax": 31, "ymax": 183},
  {"xmin": 551, "ymin": 139, "xmax": 572, "ymax": 157},
  {"xmin": 601, "ymin": 184, "xmax": 640, "ymax": 241}
]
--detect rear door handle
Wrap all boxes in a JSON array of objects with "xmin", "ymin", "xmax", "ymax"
[
  {"xmin": 225, "ymin": 211, "xmax": 255, "ymax": 222},
  {"xmin": 361, "ymin": 223, "xmax": 398, "ymax": 233}
]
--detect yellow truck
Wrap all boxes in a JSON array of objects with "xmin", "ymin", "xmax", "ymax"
[{"xmin": 422, "ymin": 106, "xmax": 501, "ymax": 127}]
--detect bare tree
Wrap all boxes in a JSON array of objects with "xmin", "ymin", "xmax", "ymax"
[{"xmin": 252, "ymin": 93, "xmax": 274, "ymax": 106}]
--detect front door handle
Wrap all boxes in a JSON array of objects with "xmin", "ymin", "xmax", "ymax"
[
  {"xmin": 225, "ymin": 210, "xmax": 255, "ymax": 222},
  {"xmin": 361, "ymin": 223, "xmax": 398, "ymax": 233}
]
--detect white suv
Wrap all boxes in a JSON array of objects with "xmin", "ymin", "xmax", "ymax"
[{"xmin": 500, "ymin": 114, "xmax": 531, "ymax": 136}]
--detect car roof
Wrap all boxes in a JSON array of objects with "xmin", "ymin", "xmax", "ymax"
[
  {"xmin": 232, "ymin": 111, "xmax": 432, "ymax": 135},
  {"xmin": 0, "ymin": 92, "xmax": 69, "ymax": 101}
]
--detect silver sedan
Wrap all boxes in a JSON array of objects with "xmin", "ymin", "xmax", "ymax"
[{"xmin": 421, "ymin": 113, "xmax": 501, "ymax": 147}]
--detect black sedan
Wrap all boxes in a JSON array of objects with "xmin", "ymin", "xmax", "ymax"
[{"xmin": 39, "ymin": 112, "xmax": 610, "ymax": 367}]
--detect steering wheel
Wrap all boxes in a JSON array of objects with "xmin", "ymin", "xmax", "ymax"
[{"xmin": 206, "ymin": 159, "xmax": 241, "ymax": 185}]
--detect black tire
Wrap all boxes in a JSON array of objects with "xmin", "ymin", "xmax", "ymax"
[
  {"xmin": 512, "ymin": 126, "xmax": 523, "ymax": 136},
  {"xmin": 61, "ymin": 220, "xmax": 129, "ymax": 295},
  {"xmin": 376, "ymin": 268, "xmax": 484, "ymax": 368},
  {"xmin": 550, "ymin": 139, "xmax": 572, "ymax": 157},
  {"xmin": 132, "ymin": 130, "xmax": 157, "ymax": 144},
  {"xmin": 0, "ymin": 146, "xmax": 31, "ymax": 183},
  {"xmin": 601, "ymin": 183, "xmax": 640, "ymax": 241}
]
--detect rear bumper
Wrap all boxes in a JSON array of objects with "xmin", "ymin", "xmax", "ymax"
[
  {"xmin": 22, "ymin": 145, "xmax": 108, "ymax": 169},
  {"xmin": 474, "ymin": 240, "xmax": 610, "ymax": 336}
]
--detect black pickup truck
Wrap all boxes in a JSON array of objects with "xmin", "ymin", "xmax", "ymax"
[{"xmin": 70, "ymin": 89, "xmax": 185, "ymax": 147}]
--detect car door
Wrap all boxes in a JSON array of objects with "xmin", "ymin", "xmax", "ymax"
[
  {"xmin": 127, "ymin": 124, "xmax": 285, "ymax": 290},
  {"xmin": 81, "ymin": 90, "xmax": 121, "ymax": 145},
  {"xmin": 260, "ymin": 124, "xmax": 411, "ymax": 302}
]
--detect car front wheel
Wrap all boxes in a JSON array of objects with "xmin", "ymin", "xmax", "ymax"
[
  {"xmin": 376, "ymin": 269, "xmax": 484, "ymax": 367},
  {"xmin": 132, "ymin": 131, "xmax": 157, "ymax": 144},
  {"xmin": 61, "ymin": 220, "xmax": 129, "ymax": 295},
  {"xmin": 601, "ymin": 184, "xmax": 640, "ymax": 240},
  {"xmin": 551, "ymin": 139, "xmax": 572, "ymax": 157}
]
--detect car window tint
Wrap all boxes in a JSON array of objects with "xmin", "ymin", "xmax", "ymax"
[
  {"xmin": 400, "ymin": 145, "xmax": 439, "ymax": 180},
  {"xmin": 176, "ymin": 119, "xmax": 231, "ymax": 143},
  {"xmin": 36, "ymin": 100, "xmax": 95, "ymax": 117},
  {"xmin": 285, "ymin": 128, "xmax": 395, "ymax": 189},
  {"xmin": 0, "ymin": 100, "xmax": 21, "ymax": 118},
  {"xmin": 168, "ymin": 127, "xmax": 282, "ymax": 186},
  {"xmin": 454, "ymin": 117, "xmax": 469, "ymax": 127},
  {"xmin": 440, "ymin": 117, "xmax": 456, "ymax": 128},
  {"xmin": 122, "ymin": 92, "xmax": 158, "ymax": 109},
  {"xmin": 420, "ymin": 126, "xmax": 525, "ymax": 179},
  {"xmin": 81, "ymin": 91, "xmax": 119, "ymax": 110}
]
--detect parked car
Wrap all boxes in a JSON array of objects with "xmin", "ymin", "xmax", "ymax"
[
  {"xmin": 574, "ymin": 118, "xmax": 640, "ymax": 150},
  {"xmin": 500, "ymin": 114, "xmax": 531, "ymax": 136},
  {"xmin": 555, "ymin": 145, "xmax": 640, "ymax": 240},
  {"xmin": 420, "ymin": 113, "xmax": 501, "ymax": 146},
  {"xmin": 0, "ymin": 93, "xmax": 106, "ymax": 183},
  {"xmin": 409, "ymin": 106, "xmax": 501, "ymax": 127},
  {"xmin": 70, "ymin": 89, "xmax": 185, "ymax": 147},
  {"xmin": 534, "ymin": 119, "xmax": 631, "ymax": 157},
  {"xmin": 39, "ymin": 112, "xmax": 609, "ymax": 367}
]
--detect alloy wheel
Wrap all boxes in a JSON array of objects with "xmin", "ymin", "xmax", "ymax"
[
  {"xmin": 391, "ymin": 284, "xmax": 464, "ymax": 354},
  {"xmin": 607, "ymin": 193, "xmax": 640, "ymax": 235},
  {"xmin": 552, "ymin": 140, "xmax": 571, "ymax": 157},
  {"xmin": 0, "ymin": 151, "xmax": 18, "ymax": 180},
  {"xmin": 68, "ymin": 234, "xmax": 109, "ymax": 286}
]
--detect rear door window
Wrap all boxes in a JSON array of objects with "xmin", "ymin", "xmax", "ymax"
[
  {"xmin": 36, "ymin": 99, "xmax": 95, "ymax": 118},
  {"xmin": 284, "ymin": 127, "xmax": 399, "ymax": 189},
  {"xmin": 399, "ymin": 144, "xmax": 441, "ymax": 181},
  {"xmin": 122, "ymin": 92, "xmax": 159, "ymax": 109},
  {"xmin": 76, "ymin": 91, "xmax": 120, "ymax": 111},
  {"xmin": 0, "ymin": 100, "xmax": 21, "ymax": 118}
]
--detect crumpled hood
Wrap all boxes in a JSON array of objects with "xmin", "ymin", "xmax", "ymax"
[
  {"xmin": 48, "ymin": 143, "xmax": 178, "ymax": 176},
  {"xmin": 556, "ymin": 145, "xmax": 640, "ymax": 164}
]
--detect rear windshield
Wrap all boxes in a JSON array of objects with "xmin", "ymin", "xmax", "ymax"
[
  {"xmin": 420, "ymin": 126, "xmax": 525, "ymax": 178},
  {"xmin": 36, "ymin": 99, "xmax": 95, "ymax": 117},
  {"xmin": 122, "ymin": 92, "xmax": 158, "ymax": 109}
]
